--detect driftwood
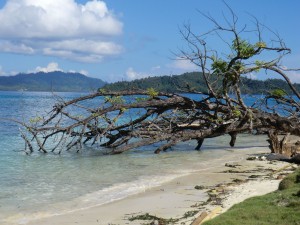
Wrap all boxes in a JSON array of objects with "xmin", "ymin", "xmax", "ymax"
[
  {"xmin": 19, "ymin": 6, "xmax": 300, "ymax": 155},
  {"xmin": 267, "ymin": 131, "xmax": 300, "ymax": 157}
]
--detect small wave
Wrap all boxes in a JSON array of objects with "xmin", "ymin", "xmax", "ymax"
[{"xmin": 2, "ymin": 172, "xmax": 192, "ymax": 225}]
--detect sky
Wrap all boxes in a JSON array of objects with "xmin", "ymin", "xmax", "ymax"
[{"xmin": 0, "ymin": 0, "xmax": 299, "ymax": 83}]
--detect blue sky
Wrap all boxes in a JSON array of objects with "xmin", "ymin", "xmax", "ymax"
[{"xmin": 0, "ymin": 0, "xmax": 299, "ymax": 83}]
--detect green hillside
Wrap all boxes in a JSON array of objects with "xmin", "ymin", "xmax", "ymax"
[
  {"xmin": 0, "ymin": 71, "xmax": 106, "ymax": 92},
  {"xmin": 104, "ymin": 72, "xmax": 300, "ymax": 94}
]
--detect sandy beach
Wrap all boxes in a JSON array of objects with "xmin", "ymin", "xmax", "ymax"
[{"xmin": 4, "ymin": 147, "xmax": 294, "ymax": 225}]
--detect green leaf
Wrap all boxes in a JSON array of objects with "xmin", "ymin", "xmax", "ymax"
[
  {"xmin": 29, "ymin": 116, "xmax": 42, "ymax": 123},
  {"xmin": 255, "ymin": 42, "xmax": 266, "ymax": 48},
  {"xmin": 105, "ymin": 96, "xmax": 125, "ymax": 105},
  {"xmin": 211, "ymin": 58, "xmax": 228, "ymax": 74},
  {"xmin": 232, "ymin": 38, "xmax": 256, "ymax": 58},
  {"xmin": 271, "ymin": 89, "xmax": 287, "ymax": 97},
  {"xmin": 146, "ymin": 87, "xmax": 159, "ymax": 98},
  {"xmin": 233, "ymin": 109, "xmax": 242, "ymax": 117}
]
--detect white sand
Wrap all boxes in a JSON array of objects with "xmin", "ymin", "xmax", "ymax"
[
  {"xmin": 221, "ymin": 179, "xmax": 281, "ymax": 212},
  {"xmin": 5, "ymin": 149, "xmax": 295, "ymax": 225}
]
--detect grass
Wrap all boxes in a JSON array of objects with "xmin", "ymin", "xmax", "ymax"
[{"xmin": 203, "ymin": 168, "xmax": 300, "ymax": 225}]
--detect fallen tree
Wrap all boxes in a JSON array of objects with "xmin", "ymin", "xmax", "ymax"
[{"xmin": 20, "ymin": 7, "xmax": 300, "ymax": 156}]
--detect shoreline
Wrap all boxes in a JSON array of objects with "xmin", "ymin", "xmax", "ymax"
[
  {"xmin": 2, "ymin": 146, "xmax": 296, "ymax": 225},
  {"xmin": 17, "ymin": 148, "xmax": 296, "ymax": 225}
]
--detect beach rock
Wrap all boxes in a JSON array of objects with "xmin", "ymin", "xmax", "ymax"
[
  {"xmin": 195, "ymin": 185, "xmax": 206, "ymax": 190},
  {"xmin": 290, "ymin": 154, "xmax": 300, "ymax": 164},
  {"xmin": 232, "ymin": 178, "xmax": 244, "ymax": 183},
  {"xmin": 260, "ymin": 156, "xmax": 267, "ymax": 161},
  {"xmin": 225, "ymin": 163, "xmax": 241, "ymax": 168},
  {"xmin": 248, "ymin": 175, "xmax": 260, "ymax": 179},
  {"xmin": 247, "ymin": 156, "xmax": 258, "ymax": 161},
  {"xmin": 266, "ymin": 153, "xmax": 290, "ymax": 161},
  {"xmin": 265, "ymin": 153, "xmax": 300, "ymax": 164}
]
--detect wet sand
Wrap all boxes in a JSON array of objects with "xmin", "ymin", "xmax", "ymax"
[{"xmin": 7, "ymin": 148, "xmax": 296, "ymax": 225}]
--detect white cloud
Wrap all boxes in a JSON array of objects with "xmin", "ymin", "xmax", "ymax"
[
  {"xmin": 39, "ymin": 39, "xmax": 122, "ymax": 62},
  {"xmin": 125, "ymin": 67, "xmax": 149, "ymax": 81},
  {"xmin": 31, "ymin": 62, "xmax": 88, "ymax": 76},
  {"xmin": 0, "ymin": 66, "xmax": 6, "ymax": 76},
  {"xmin": 34, "ymin": 62, "xmax": 63, "ymax": 73},
  {"xmin": 0, "ymin": 0, "xmax": 123, "ymax": 62},
  {"xmin": 151, "ymin": 65, "xmax": 161, "ymax": 71},
  {"xmin": 0, "ymin": 41, "xmax": 35, "ymax": 54},
  {"xmin": 68, "ymin": 69, "xmax": 89, "ymax": 75},
  {"xmin": 169, "ymin": 58, "xmax": 198, "ymax": 71},
  {"xmin": 286, "ymin": 71, "xmax": 300, "ymax": 83},
  {"xmin": 79, "ymin": 70, "xmax": 89, "ymax": 76}
]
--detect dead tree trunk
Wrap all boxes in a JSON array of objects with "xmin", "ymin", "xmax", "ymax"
[
  {"xmin": 267, "ymin": 131, "xmax": 298, "ymax": 157},
  {"xmin": 18, "ymin": 7, "xmax": 300, "ymax": 156},
  {"xmin": 267, "ymin": 130, "xmax": 280, "ymax": 154}
]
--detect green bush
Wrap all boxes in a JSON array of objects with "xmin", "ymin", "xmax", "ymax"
[{"xmin": 279, "ymin": 178, "xmax": 295, "ymax": 190}]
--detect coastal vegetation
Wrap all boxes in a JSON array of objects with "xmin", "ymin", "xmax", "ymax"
[
  {"xmin": 18, "ymin": 5, "xmax": 300, "ymax": 161},
  {"xmin": 203, "ymin": 168, "xmax": 300, "ymax": 225},
  {"xmin": 104, "ymin": 72, "xmax": 300, "ymax": 95}
]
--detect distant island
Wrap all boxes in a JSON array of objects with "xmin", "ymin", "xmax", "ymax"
[
  {"xmin": 1, "ymin": 71, "xmax": 299, "ymax": 94},
  {"xmin": 0, "ymin": 71, "xmax": 106, "ymax": 92},
  {"xmin": 104, "ymin": 72, "xmax": 300, "ymax": 95}
]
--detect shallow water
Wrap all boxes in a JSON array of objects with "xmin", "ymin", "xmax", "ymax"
[{"xmin": 0, "ymin": 91, "xmax": 269, "ymax": 224}]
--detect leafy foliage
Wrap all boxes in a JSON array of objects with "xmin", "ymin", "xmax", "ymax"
[
  {"xmin": 146, "ymin": 87, "xmax": 159, "ymax": 98},
  {"xmin": 232, "ymin": 38, "xmax": 256, "ymax": 58},
  {"xmin": 270, "ymin": 89, "xmax": 287, "ymax": 98},
  {"xmin": 104, "ymin": 96, "xmax": 125, "ymax": 105},
  {"xmin": 212, "ymin": 59, "xmax": 228, "ymax": 74}
]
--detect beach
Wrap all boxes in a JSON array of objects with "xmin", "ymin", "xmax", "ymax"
[
  {"xmin": 9, "ymin": 147, "xmax": 295, "ymax": 225},
  {"xmin": 1, "ymin": 92, "xmax": 290, "ymax": 225}
]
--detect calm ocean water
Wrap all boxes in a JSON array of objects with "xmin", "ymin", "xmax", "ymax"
[{"xmin": 0, "ymin": 91, "xmax": 269, "ymax": 224}]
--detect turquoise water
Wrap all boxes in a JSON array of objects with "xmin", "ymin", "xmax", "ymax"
[{"xmin": 0, "ymin": 91, "xmax": 269, "ymax": 224}]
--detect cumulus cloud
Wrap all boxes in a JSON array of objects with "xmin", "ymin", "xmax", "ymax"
[
  {"xmin": 0, "ymin": 0, "xmax": 123, "ymax": 62},
  {"xmin": 34, "ymin": 62, "xmax": 63, "ymax": 73},
  {"xmin": 31, "ymin": 62, "xmax": 89, "ymax": 76},
  {"xmin": 169, "ymin": 58, "xmax": 198, "ymax": 71},
  {"xmin": 125, "ymin": 67, "xmax": 149, "ymax": 81}
]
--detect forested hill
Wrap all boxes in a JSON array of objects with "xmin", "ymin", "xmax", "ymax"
[
  {"xmin": 104, "ymin": 72, "xmax": 300, "ymax": 94},
  {"xmin": 0, "ymin": 71, "xmax": 106, "ymax": 92}
]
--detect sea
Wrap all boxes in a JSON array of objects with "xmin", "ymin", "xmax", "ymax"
[{"xmin": 0, "ymin": 91, "xmax": 269, "ymax": 224}]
